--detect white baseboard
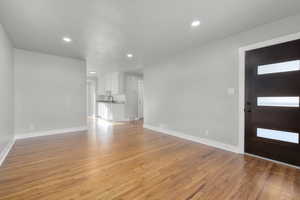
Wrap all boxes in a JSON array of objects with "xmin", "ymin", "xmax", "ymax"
[
  {"xmin": 143, "ymin": 124, "xmax": 239, "ymax": 154},
  {"xmin": 15, "ymin": 126, "xmax": 88, "ymax": 140},
  {"xmin": 0, "ymin": 139, "xmax": 15, "ymax": 167}
]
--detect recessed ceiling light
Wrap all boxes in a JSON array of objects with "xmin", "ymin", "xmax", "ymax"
[
  {"xmin": 89, "ymin": 71, "xmax": 96, "ymax": 74},
  {"xmin": 127, "ymin": 54, "xmax": 133, "ymax": 58},
  {"xmin": 62, "ymin": 37, "xmax": 72, "ymax": 43},
  {"xmin": 191, "ymin": 20, "xmax": 201, "ymax": 27}
]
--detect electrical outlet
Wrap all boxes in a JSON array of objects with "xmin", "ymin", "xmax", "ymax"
[
  {"xmin": 159, "ymin": 124, "xmax": 167, "ymax": 129},
  {"xmin": 29, "ymin": 124, "xmax": 35, "ymax": 131},
  {"xmin": 205, "ymin": 130, "xmax": 209, "ymax": 136}
]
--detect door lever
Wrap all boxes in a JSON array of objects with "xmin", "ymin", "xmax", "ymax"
[
  {"xmin": 244, "ymin": 108, "xmax": 252, "ymax": 113},
  {"xmin": 245, "ymin": 102, "xmax": 252, "ymax": 113}
]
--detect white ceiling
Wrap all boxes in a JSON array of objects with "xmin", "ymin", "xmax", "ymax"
[{"xmin": 1, "ymin": 0, "xmax": 300, "ymax": 75}]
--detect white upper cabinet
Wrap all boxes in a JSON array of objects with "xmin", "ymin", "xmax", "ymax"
[
  {"xmin": 104, "ymin": 72, "xmax": 124, "ymax": 95},
  {"xmin": 104, "ymin": 74, "xmax": 112, "ymax": 93}
]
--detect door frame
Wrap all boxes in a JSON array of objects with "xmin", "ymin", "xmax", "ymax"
[
  {"xmin": 238, "ymin": 32, "xmax": 300, "ymax": 154},
  {"xmin": 87, "ymin": 78, "xmax": 97, "ymax": 118}
]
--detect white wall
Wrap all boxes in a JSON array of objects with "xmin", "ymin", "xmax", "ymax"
[
  {"xmin": 144, "ymin": 14, "xmax": 300, "ymax": 147},
  {"xmin": 0, "ymin": 24, "xmax": 14, "ymax": 157},
  {"xmin": 14, "ymin": 49, "xmax": 87, "ymax": 136}
]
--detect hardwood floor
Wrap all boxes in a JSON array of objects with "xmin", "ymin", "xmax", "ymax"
[{"xmin": 0, "ymin": 120, "xmax": 299, "ymax": 200}]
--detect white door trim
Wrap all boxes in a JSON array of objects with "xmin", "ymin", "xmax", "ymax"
[{"xmin": 238, "ymin": 32, "xmax": 300, "ymax": 154}]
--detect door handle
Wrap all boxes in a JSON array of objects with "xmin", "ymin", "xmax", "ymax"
[
  {"xmin": 245, "ymin": 102, "xmax": 252, "ymax": 113},
  {"xmin": 244, "ymin": 108, "xmax": 252, "ymax": 113}
]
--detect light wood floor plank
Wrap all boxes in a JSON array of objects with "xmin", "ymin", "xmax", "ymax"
[{"xmin": 0, "ymin": 120, "xmax": 299, "ymax": 199}]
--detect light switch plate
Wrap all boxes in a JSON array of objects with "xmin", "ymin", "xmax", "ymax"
[{"xmin": 227, "ymin": 88, "xmax": 235, "ymax": 95}]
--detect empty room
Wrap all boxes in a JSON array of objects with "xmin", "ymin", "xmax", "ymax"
[{"xmin": 0, "ymin": 0, "xmax": 300, "ymax": 199}]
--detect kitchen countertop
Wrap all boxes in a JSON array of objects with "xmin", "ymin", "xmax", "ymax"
[{"xmin": 97, "ymin": 100, "xmax": 125, "ymax": 104}]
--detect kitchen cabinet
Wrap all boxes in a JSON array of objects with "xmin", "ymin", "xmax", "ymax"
[
  {"xmin": 97, "ymin": 102, "xmax": 126, "ymax": 121},
  {"xmin": 103, "ymin": 72, "xmax": 124, "ymax": 95}
]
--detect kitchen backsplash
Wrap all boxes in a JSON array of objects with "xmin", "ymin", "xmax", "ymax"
[{"xmin": 113, "ymin": 94, "xmax": 126, "ymax": 102}]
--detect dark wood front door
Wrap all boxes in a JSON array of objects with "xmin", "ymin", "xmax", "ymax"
[{"xmin": 245, "ymin": 39, "xmax": 300, "ymax": 166}]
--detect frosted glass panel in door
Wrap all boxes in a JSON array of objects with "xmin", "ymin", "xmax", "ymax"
[
  {"xmin": 257, "ymin": 128, "xmax": 299, "ymax": 144},
  {"xmin": 257, "ymin": 97, "xmax": 299, "ymax": 107},
  {"xmin": 258, "ymin": 60, "xmax": 300, "ymax": 75}
]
